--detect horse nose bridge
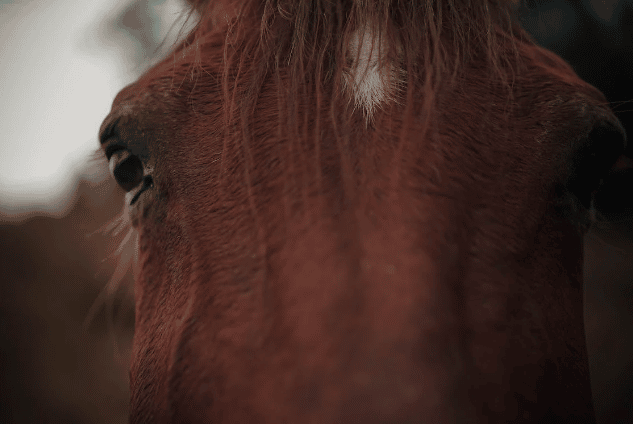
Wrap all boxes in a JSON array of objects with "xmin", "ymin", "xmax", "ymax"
[
  {"xmin": 271, "ymin": 215, "xmax": 469, "ymax": 401},
  {"xmin": 282, "ymin": 200, "xmax": 464, "ymax": 321},
  {"xmin": 283, "ymin": 310, "xmax": 467, "ymax": 423},
  {"xmin": 278, "ymin": 215, "xmax": 457, "ymax": 326},
  {"xmin": 330, "ymin": 336, "xmax": 468, "ymax": 422}
]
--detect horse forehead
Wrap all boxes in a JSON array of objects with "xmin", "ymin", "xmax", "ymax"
[
  {"xmin": 103, "ymin": 9, "xmax": 604, "ymax": 127},
  {"xmin": 109, "ymin": 48, "xmax": 601, "ymax": 123},
  {"xmin": 107, "ymin": 26, "xmax": 398, "ymax": 123}
]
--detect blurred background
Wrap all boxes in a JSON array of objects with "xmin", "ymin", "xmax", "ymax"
[{"xmin": 0, "ymin": 0, "xmax": 632, "ymax": 422}]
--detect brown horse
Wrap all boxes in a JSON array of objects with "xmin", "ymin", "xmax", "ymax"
[{"xmin": 98, "ymin": 0, "xmax": 631, "ymax": 422}]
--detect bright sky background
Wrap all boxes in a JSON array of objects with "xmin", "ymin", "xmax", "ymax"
[{"xmin": 0, "ymin": 0, "xmax": 189, "ymax": 218}]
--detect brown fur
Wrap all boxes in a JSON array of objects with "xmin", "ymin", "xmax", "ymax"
[{"xmin": 98, "ymin": 0, "xmax": 628, "ymax": 422}]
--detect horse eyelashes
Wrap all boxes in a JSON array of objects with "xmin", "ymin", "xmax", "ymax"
[
  {"xmin": 108, "ymin": 149, "xmax": 145, "ymax": 192},
  {"xmin": 105, "ymin": 143, "xmax": 126, "ymax": 161}
]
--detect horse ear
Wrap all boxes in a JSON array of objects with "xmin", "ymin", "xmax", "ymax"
[{"xmin": 566, "ymin": 119, "xmax": 632, "ymax": 220}]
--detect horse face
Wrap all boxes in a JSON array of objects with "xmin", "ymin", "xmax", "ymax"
[{"xmin": 99, "ymin": 4, "xmax": 629, "ymax": 423}]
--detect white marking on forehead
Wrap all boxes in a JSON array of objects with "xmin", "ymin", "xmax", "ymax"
[{"xmin": 343, "ymin": 22, "xmax": 403, "ymax": 124}]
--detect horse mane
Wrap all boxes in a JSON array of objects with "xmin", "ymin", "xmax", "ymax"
[{"xmin": 179, "ymin": 0, "xmax": 530, "ymax": 142}]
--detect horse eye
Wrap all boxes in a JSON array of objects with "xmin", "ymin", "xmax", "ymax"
[{"xmin": 108, "ymin": 149, "xmax": 144, "ymax": 192}]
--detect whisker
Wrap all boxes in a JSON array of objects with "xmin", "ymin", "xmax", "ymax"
[
  {"xmin": 83, "ymin": 226, "xmax": 136, "ymax": 332},
  {"xmin": 85, "ymin": 212, "xmax": 126, "ymax": 239}
]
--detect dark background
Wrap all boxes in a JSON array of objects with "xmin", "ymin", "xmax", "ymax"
[
  {"xmin": 1, "ymin": 0, "xmax": 632, "ymax": 422},
  {"xmin": 521, "ymin": 3, "xmax": 633, "ymax": 421}
]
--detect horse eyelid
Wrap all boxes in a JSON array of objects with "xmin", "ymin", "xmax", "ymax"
[{"xmin": 105, "ymin": 144, "xmax": 127, "ymax": 161}]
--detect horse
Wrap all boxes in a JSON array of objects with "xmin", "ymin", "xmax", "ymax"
[{"xmin": 97, "ymin": 0, "xmax": 632, "ymax": 422}]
